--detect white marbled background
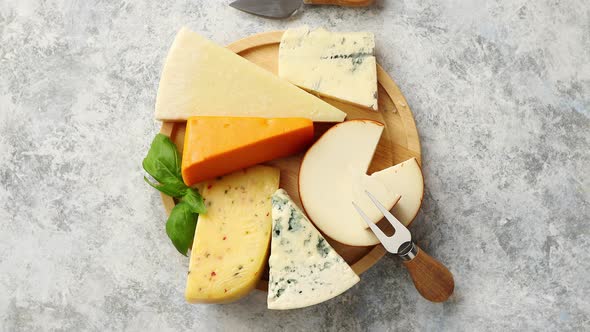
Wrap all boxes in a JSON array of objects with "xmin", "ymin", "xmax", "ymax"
[{"xmin": 0, "ymin": 0, "xmax": 588, "ymax": 331}]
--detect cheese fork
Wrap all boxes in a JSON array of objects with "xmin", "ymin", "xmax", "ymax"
[{"xmin": 352, "ymin": 191, "xmax": 455, "ymax": 302}]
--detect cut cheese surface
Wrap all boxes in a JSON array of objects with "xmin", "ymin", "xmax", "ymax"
[
  {"xmin": 268, "ymin": 189, "xmax": 360, "ymax": 310},
  {"xmin": 279, "ymin": 26, "xmax": 378, "ymax": 110},
  {"xmin": 155, "ymin": 28, "xmax": 346, "ymax": 122},
  {"xmin": 299, "ymin": 120, "xmax": 400, "ymax": 246},
  {"xmin": 371, "ymin": 158, "xmax": 424, "ymax": 226},
  {"xmin": 181, "ymin": 116, "xmax": 313, "ymax": 186},
  {"xmin": 185, "ymin": 166, "xmax": 279, "ymax": 304}
]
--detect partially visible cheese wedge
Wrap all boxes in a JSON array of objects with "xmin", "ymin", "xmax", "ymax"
[
  {"xmin": 371, "ymin": 158, "xmax": 424, "ymax": 226},
  {"xmin": 268, "ymin": 189, "xmax": 360, "ymax": 310},
  {"xmin": 279, "ymin": 26, "xmax": 378, "ymax": 110},
  {"xmin": 299, "ymin": 120, "xmax": 424, "ymax": 246},
  {"xmin": 181, "ymin": 116, "xmax": 313, "ymax": 186},
  {"xmin": 155, "ymin": 27, "xmax": 346, "ymax": 122},
  {"xmin": 185, "ymin": 166, "xmax": 279, "ymax": 304}
]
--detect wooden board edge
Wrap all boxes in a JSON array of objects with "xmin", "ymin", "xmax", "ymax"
[
  {"xmin": 227, "ymin": 31, "xmax": 285, "ymax": 53},
  {"xmin": 351, "ymin": 244, "xmax": 387, "ymax": 275},
  {"xmin": 377, "ymin": 65, "xmax": 422, "ymax": 165},
  {"xmin": 159, "ymin": 122, "xmax": 176, "ymax": 215}
]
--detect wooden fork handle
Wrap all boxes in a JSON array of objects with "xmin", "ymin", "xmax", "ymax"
[
  {"xmin": 402, "ymin": 244, "xmax": 455, "ymax": 302},
  {"xmin": 303, "ymin": 0, "xmax": 374, "ymax": 7}
]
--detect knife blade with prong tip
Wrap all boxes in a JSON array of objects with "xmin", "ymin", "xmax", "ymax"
[{"xmin": 230, "ymin": 0, "xmax": 374, "ymax": 19}]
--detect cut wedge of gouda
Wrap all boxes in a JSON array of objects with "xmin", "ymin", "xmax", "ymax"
[
  {"xmin": 299, "ymin": 120, "xmax": 400, "ymax": 246},
  {"xmin": 299, "ymin": 120, "xmax": 424, "ymax": 246},
  {"xmin": 371, "ymin": 158, "xmax": 424, "ymax": 227},
  {"xmin": 155, "ymin": 28, "xmax": 346, "ymax": 122},
  {"xmin": 185, "ymin": 165, "xmax": 279, "ymax": 304},
  {"xmin": 181, "ymin": 116, "xmax": 313, "ymax": 186}
]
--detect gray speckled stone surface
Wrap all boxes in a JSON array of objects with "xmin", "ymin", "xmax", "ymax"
[{"xmin": 1, "ymin": 0, "xmax": 588, "ymax": 331}]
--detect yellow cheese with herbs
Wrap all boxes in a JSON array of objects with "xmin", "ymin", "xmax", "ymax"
[{"xmin": 185, "ymin": 165, "xmax": 280, "ymax": 303}]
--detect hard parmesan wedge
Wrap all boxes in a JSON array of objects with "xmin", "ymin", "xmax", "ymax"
[{"xmin": 155, "ymin": 28, "xmax": 346, "ymax": 122}]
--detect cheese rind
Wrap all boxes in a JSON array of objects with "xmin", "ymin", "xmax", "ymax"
[
  {"xmin": 268, "ymin": 189, "xmax": 360, "ymax": 310},
  {"xmin": 181, "ymin": 116, "xmax": 313, "ymax": 186},
  {"xmin": 185, "ymin": 166, "xmax": 279, "ymax": 304},
  {"xmin": 155, "ymin": 28, "xmax": 346, "ymax": 122},
  {"xmin": 279, "ymin": 26, "xmax": 378, "ymax": 111}
]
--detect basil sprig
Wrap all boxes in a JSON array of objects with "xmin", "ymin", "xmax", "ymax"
[{"xmin": 143, "ymin": 134, "xmax": 206, "ymax": 255}]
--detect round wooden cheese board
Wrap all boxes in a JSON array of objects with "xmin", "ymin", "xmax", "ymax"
[{"xmin": 159, "ymin": 31, "xmax": 422, "ymax": 291}]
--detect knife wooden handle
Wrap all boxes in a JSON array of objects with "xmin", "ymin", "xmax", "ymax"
[
  {"xmin": 402, "ymin": 245, "xmax": 455, "ymax": 302},
  {"xmin": 304, "ymin": 0, "xmax": 374, "ymax": 6}
]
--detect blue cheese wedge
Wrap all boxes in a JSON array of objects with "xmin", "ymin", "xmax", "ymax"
[
  {"xmin": 268, "ymin": 189, "xmax": 360, "ymax": 310},
  {"xmin": 279, "ymin": 26, "xmax": 378, "ymax": 111}
]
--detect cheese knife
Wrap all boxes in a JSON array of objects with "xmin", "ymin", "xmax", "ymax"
[
  {"xmin": 229, "ymin": 0, "xmax": 374, "ymax": 19},
  {"xmin": 352, "ymin": 191, "xmax": 455, "ymax": 302}
]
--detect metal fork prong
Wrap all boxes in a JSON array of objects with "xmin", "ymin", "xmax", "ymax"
[
  {"xmin": 351, "ymin": 201, "xmax": 391, "ymax": 244},
  {"xmin": 364, "ymin": 190, "xmax": 411, "ymax": 239}
]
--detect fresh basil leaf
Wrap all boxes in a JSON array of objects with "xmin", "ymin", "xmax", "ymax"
[
  {"xmin": 166, "ymin": 202, "xmax": 198, "ymax": 256},
  {"xmin": 142, "ymin": 134, "xmax": 186, "ymax": 197},
  {"xmin": 143, "ymin": 176, "xmax": 187, "ymax": 197},
  {"xmin": 143, "ymin": 133, "xmax": 208, "ymax": 255},
  {"xmin": 182, "ymin": 188, "xmax": 207, "ymax": 214},
  {"xmin": 144, "ymin": 134, "xmax": 182, "ymax": 176}
]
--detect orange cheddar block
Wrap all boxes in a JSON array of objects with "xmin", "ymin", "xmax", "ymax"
[{"xmin": 181, "ymin": 116, "xmax": 314, "ymax": 186}]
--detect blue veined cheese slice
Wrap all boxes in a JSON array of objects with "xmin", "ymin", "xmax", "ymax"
[
  {"xmin": 268, "ymin": 189, "xmax": 360, "ymax": 310},
  {"xmin": 279, "ymin": 26, "xmax": 378, "ymax": 111}
]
